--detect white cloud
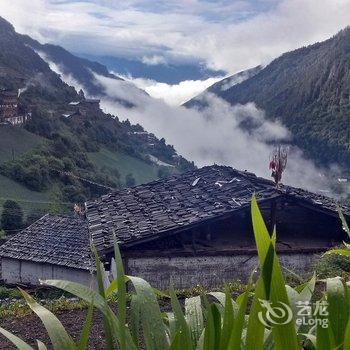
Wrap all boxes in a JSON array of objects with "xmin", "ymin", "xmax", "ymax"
[
  {"xmin": 35, "ymin": 50, "xmax": 86, "ymax": 93},
  {"xmin": 1, "ymin": 0, "xmax": 350, "ymax": 74},
  {"xmin": 120, "ymin": 75, "xmax": 223, "ymax": 105},
  {"xmin": 141, "ymin": 55, "xmax": 167, "ymax": 65},
  {"xmin": 93, "ymin": 73, "xmax": 335, "ymax": 193}
]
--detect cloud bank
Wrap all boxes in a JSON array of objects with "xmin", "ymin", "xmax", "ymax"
[
  {"xmin": 120, "ymin": 75, "xmax": 223, "ymax": 106},
  {"xmin": 2, "ymin": 0, "xmax": 350, "ymax": 74},
  {"xmin": 91, "ymin": 73, "xmax": 334, "ymax": 193}
]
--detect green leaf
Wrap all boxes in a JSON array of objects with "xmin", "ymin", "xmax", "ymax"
[
  {"xmin": 41, "ymin": 280, "xmax": 106, "ymax": 310},
  {"xmin": 203, "ymin": 298, "xmax": 221, "ymax": 350},
  {"xmin": 169, "ymin": 286, "xmax": 192, "ymax": 350},
  {"xmin": 92, "ymin": 247, "xmax": 114, "ymax": 350},
  {"xmin": 228, "ymin": 282, "xmax": 252, "ymax": 349},
  {"xmin": 250, "ymin": 195, "xmax": 299, "ymax": 350},
  {"xmin": 325, "ymin": 249, "xmax": 350, "ymax": 257},
  {"xmin": 218, "ymin": 287, "xmax": 235, "ymax": 350},
  {"xmin": 19, "ymin": 289, "xmax": 76, "ymax": 350},
  {"xmin": 41, "ymin": 279, "xmax": 136, "ymax": 350},
  {"xmin": 327, "ymin": 277, "xmax": 349, "ymax": 347},
  {"xmin": 0, "ymin": 326, "xmax": 34, "ymax": 350},
  {"xmin": 185, "ymin": 295, "xmax": 204, "ymax": 349},
  {"xmin": 338, "ymin": 207, "xmax": 350, "ymax": 239},
  {"xmin": 113, "ymin": 235, "xmax": 127, "ymax": 350},
  {"xmin": 77, "ymin": 302, "xmax": 94, "ymax": 350},
  {"xmin": 316, "ymin": 296, "xmax": 336, "ymax": 350},
  {"xmin": 343, "ymin": 317, "xmax": 350, "ymax": 350},
  {"xmin": 36, "ymin": 340, "xmax": 48, "ymax": 350},
  {"xmin": 128, "ymin": 275, "xmax": 169, "ymax": 350},
  {"xmin": 130, "ymin": 294, "xmax": 141, "ymax": 348}
]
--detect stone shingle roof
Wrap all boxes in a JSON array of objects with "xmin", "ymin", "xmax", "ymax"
[
  {"xmin": 0, "ymin": 214, "xmax": 93, "ymax": 270},
  {"xmin": 86, "ymin": 165, "xmax": 349, "ymax": 254}
]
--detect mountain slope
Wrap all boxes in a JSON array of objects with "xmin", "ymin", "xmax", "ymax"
[
  {"xmin": 0, "ymin": 17, "xmax": 193, "ymax": 218},
  {"xmin": 21, "ymin": 35, "xmax": 123, "ymax": 96},
  {"xmin": 80, "ymin": 54, "xmax": 226, "ymax": 84},
  {"xmin": 186, "ymin": 28, "xmax": 350, "ymax": 168}
]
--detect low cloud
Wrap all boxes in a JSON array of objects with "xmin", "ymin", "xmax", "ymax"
[
  {"xmin": 120, "ymin": 75, "xmax": 223, "ymax": 105},
  {"xmin": 40, "ymin": 54, "xmax": 340, "ymax": 194},
  {"xmin": 141, "ymin": 55, "xmax": 167, "ymax": 66},
  {"xmin": 93, "ymin": 73, "xmax": 335, "ymax": 193},
  {"xmin": 36, "ymin": 50, "xmax": 86, "ymax": 93}
]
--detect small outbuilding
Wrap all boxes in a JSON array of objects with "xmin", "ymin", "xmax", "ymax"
[{"xmin": 0, "ymin": 215, "xmax": 95, "ymax": 288}]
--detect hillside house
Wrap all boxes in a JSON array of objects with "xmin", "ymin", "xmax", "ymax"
[
  {"xmin": 67, "ymin": 98, "xmax": 101, "ymax": 117},
  {"xmin": 0, "ymin": 165, "xmax": 349, "ymax": 289},
  {"xmin": 0, "ymin": 89, "xmax": 31, "ymax": 125}
]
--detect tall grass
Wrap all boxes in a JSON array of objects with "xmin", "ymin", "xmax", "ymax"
[{"xmin": 0, "ymin": 195, "xmax": 350, "ymax": 349}]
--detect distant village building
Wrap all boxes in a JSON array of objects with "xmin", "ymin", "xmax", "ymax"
[
  {"xmin": 0, "ymin": 89, "xmax": 31, "ymax": 126},
  {"xmin": 66, "ymin": 98, "xmax": 101, "ymax": 118},
  {"xmin": 0, "ymin": 165, "xmax": 349, "ymax": 288}
]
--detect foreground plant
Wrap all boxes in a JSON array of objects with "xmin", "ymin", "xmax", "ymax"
[{"xmin": 0, "ymin": 195, "xmax": 350, "ymax": 349}]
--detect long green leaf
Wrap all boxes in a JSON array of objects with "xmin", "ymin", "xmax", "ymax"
[
  {"xmin": 36, "ymin": 340, "xmax": 47, "ymax": 350},
  {"xmin": 228, "ymin": 282, "xmax": 252, "ymax": 349},
  {"xmin": 219, "ymin": 287, "xmax": 235, "ymax": 350},
  {"xmin": 113, "ymin": 235, "xmax": 127, "ymax": 350},
  {"xmin": 41, "ymin": 279, "xmax": 136, "ymax": 350},
  {"xmin": 92, "ymin": 247, "xmax": 114, "ymax": 350},
  {"xmin": 327, "ymin": 277, "xmax": 349, "ymax": 348},
  {"xmin": 169, "ymin": 286, "xmax": 192, "ymax": 350},
  {"xmin": 0, "ymin": 327, "xmax": 34, "ymax": 350},
  {"xmin": 128, "ymin": 275, "xmax": 169, "ymax": 350},
  {"xmin": 338, "ymin": 207, "xmax": 350, "ymax": 238},
  {"xmin": 185, "ymin": 295, "xmax": 204, "ymax": 349},
  {"xmin": 203, "ymin": 298, "xmax": 218, "ymax": 350},
  {"xmin": 130, "ymin": 294, "xmax": 141, "ymax": 348},
  {"xmin": 20, "ymin": 289, "xmax": 76, "ymax": 350},
  {"xmin": 250, "ymin": 195, "xmax": 299, "ymax": 350},
  {"xmin": 343, "ymin": 317, "xmax": 350, "ymax": 350},
  {"xmin": 77, "ymin": 302, "xmax": 94, "ymax": 350}
]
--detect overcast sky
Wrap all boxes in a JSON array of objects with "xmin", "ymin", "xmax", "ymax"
[{"xmin": 2, "ymin": 0, "xmax": 350, "ymax": 75}]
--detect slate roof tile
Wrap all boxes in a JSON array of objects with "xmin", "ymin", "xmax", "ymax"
[
  {"xmin": 86, "ymin": 165, "xmax": 350, "ymax": 254},
  {"xmin": 0, "ymin": 214, "xmax": 93, "ymax": 270}
]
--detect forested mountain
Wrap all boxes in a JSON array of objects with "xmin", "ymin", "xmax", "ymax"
[
  {"xmin": 186, "ymin": 28, "xmax": 350, "ymax": 169},
  {"xmin": 21, "ymin": 35, "xmax": 123, "ymax": 97},
  {"xmin": 0, "ymin": 16, "xmax": 193, "ymax": 220},
  {"xmin": 80, "ymin": 54, "xmax": 225, "ymax": 84}
]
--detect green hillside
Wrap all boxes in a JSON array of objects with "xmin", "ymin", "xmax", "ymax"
[
  {"xmin": 88, "ymin": 148, "xmax": 160, "ymax": 185},
  {"xmin": 0, "ymin": 126, "xmax": 44, "ymax": 163},
  {"xmin": 0, "ymin": 175, "xmax": 68, "ymax": 219},
  {"xmin": 187, "ymin": 28, "xmax": 350, "ymax": 168}
]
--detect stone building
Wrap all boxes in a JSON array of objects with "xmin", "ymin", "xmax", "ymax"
[
  {"xmin": 0, "ymin": 89, "xmax": 30, "ymax": 125},
  {"xmin": 0, "ymin": 165, "xmax": 349, "ymax": 289},
  {"xmin": 67, "ymin": 98, "xmax": 101, "ymax": 116}
]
